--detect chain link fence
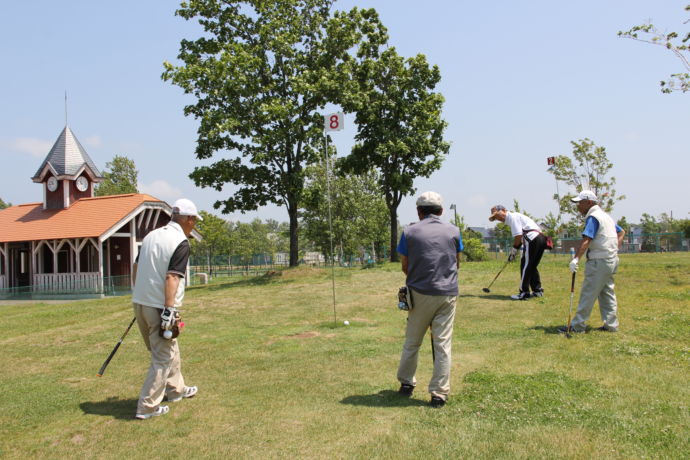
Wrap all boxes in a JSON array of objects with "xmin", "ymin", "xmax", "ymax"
[{"xmin": 482, "ymin": 232, "xmax": 689, "ymax": 256}]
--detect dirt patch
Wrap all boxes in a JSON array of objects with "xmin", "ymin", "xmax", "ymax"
[
  {"xmin": 288, "ymin": 331, "xmax": 320, "ymax": 339},
  {"xmin": 266, "ymin": 330, "xmax": 337, "ymax": 345},
  {"xmin": 71, "ymin": 434, "xmax": 85, "ymax": 444}
]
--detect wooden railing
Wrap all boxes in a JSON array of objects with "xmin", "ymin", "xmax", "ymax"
[{"xmin": 32, "ymin": 272, "xmax": 101, "ymax": 293}]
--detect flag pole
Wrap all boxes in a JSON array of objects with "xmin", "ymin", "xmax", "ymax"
[
  {"xmin": 324, "ymin": 132, "xmax": 337, "ymax": 326},
  {"xmin": 323, "ymin": 113, "xmax": 344, "ymax": 326}
]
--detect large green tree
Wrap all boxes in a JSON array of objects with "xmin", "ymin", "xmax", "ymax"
[
  {"xmin": 341, "ymin": 46, "xmax": 450, "ymax": 261},
  {"xmin": 163, "ymin": 0, "xmax": 386, "ymax": 266},
  {"xmin": 0, "ymin": 198, "xmax": 11, "ymax": 209},
  {"xmin": 301, "ymin": 160, "xmax": 389, "ymax": 262},
  {"xmin": 619, "ymin": 5, "xmax": 690, "ymax": 93},
  {"xmin": 190, "ymin": 210, "xmax": 232, "ymax": 275},
  {"xmin": 95, "ymin": 155, "xmax": 138, "ymax": 196},
  {"xmin": 548, "ymin": 138, "xmax": 625, "ymax": 221}
]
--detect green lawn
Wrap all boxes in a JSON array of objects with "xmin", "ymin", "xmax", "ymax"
[{"xmin": 1, "ymin": 253, "xmax": 688, "ymax": 459}]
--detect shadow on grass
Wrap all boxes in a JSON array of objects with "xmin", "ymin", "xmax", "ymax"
[
  {"xmin": 80, "ymin": 396, "xmax": 138, "ymax": 420},
  {"xmin": 530, "ymin": 325, "xmax": 568, "ymax": 335},
  {"xmin": 340, "ymin": 390, "xmax": 428, "ymax": 408},
  {"xmin": 189, "ymin": 275, "xmax": 293, "ymax": 292},
  {"xmin": 459, "ymin": 293, "xmax": 512, "ymax": 301}
]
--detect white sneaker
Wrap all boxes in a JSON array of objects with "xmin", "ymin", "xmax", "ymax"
[
  {"xmin": 135, "ymin": 405, "xmax": 169, "ymax": 420},
  {"xmin": 510, "ymin": 292, "xmax": 531, "ymax": 300},
  {"xmin": 167, "ymin": 386, "xmax": 198, "ymax": 402}
]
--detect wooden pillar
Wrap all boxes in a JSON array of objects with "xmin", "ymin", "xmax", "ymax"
[
  {"xmin": 130, "ymin": 219, "xmax": 137, "ymax": 288},
  {"xmin": 2, "ymin": 243, "xmax": 10, "ymax": 276},
  {"xmin": 106, "ymin": 239, "xmax": 111, "ymax": 277},
  {"xmin": 98, "ymin": 239, "xmax": 104, "ymax": 294},
  {"xmin": 30, "ymin": 241, "xmax": 35, "ymax": 287},
  {"xmin": 75, "ymin": 238, "xmax": 81, "ymax": 273},
  {"xmin": 52, "ymin": 240, "xmax": 58, "ymax": 274}
]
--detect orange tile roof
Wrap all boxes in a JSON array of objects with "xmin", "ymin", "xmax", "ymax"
[{"xmin": 0, "ymin": 194, "xmax": 166, "ymax": 243}]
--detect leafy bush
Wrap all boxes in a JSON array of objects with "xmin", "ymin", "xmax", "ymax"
[{"xmin": 463, "ymin": 237, "xmax": 488, "ymax": 261}]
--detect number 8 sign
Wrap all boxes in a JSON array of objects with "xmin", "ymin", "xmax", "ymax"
[{"xmin": 324, "ymin": 112, "xmax": 344, "ymax": 132}]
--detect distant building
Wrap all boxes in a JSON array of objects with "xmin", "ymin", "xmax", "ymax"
[
  {"xmin": 0, "ymin": 125, "xmax": 196, "ymax": 297},
  {"xmin": 468, "ymin": 226, "xmax": 492, "ymax": 239}
]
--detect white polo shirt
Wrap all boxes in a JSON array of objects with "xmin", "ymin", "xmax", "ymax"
[{"xmin": 505, "ymin": 212, "xmax": 541, "ymax": 241}]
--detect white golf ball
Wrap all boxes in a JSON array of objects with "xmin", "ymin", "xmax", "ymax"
[
  {"xmin": 343, "ymin": 320, "xmax": 350, "ymax": 326},
  {"xmin": 163, "ymin": 330, "xmax": 173, "ymax": 339}
]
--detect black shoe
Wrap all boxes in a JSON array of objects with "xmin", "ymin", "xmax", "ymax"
[
  {"xmin": 430, "ymin": 396, "xmax": 446, "ymax": 408},
  {"xmin": 510, "ymin": 292, "xmax": 531, "ymax": 300},
  {"xmin": 398, "ymin": 384, "xmax": 414, "ymax": 397},
  {"xmin": 557, "ymin": 325, "xmax": 584, "ymax": 334},
  {"xmin": 595, "ymin": 326, "xmax": 617, "ymax": 332}
]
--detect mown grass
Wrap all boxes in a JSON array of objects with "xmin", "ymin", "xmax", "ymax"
[{"xmin": 0, "ymin": 253, "xmax": 688, "ymax": 459}]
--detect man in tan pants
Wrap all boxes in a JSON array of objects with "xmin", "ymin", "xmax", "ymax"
[
  {"xmin": 396, "ymin": 191, "xmax": 462, "ymax": 408},
  {"xmin": 131, "ymin": 198, "xmax": 201, "ymax": 419}
]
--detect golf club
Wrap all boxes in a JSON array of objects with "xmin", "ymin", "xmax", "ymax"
[
  {"xmin": 482, "ymin": 258, "xmax": 511, "ymax": 293},
  {"xmin": 97, "ymin": 317, "xmax": 136, "ymax": 377},
  {"xmin": 565, "ymin": 272, "xmax": 576, "ymax": 339},
  {"xmin": 429, "ymin": 327, "xmax": 435, "ymax": 363}
]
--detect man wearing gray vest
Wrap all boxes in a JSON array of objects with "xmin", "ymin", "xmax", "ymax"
[
  {"xmin": 131, "ymin": 198, "xmax": 201, "ymax": 419},
  {"xmin": 396, "ymin": 191, "xmax": 462, "ymax": 408},
  {"xmin": 559, "ymin": 190, "xmax": 626, "ymax": 334}
]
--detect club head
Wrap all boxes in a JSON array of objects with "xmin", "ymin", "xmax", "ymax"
[{"xmin": 482, "ymin": 288, "xmax": 490, "ymax": 293}]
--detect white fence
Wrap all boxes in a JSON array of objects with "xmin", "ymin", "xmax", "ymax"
[{"xmin": 32, "ymin": 272, "xmax": 100, "ymax": 292}]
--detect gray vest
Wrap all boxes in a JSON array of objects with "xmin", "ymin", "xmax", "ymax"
[{"xmin": 404, "ymin": 215, "xmax": 460, "ymax": 296}]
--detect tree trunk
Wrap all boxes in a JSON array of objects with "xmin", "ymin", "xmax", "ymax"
[
  {"xmin": 288, "ymin": 205, "xmax": 299, "ymax": 267},
  {"xmin": 389, "ymin": 205, "xmax": 399, "ymax": 262}
]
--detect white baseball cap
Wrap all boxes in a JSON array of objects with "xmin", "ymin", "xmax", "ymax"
[
  {"xmin": 416, "ymin": 191, "xmax": 443, "ymax": 207},
  {"xmin": 172, "ymin": 198, "xmax": 203, "ymax": 220},
  {"xmin": 571, "ymin": 190, "xmax": 598, "ymax": 203}
]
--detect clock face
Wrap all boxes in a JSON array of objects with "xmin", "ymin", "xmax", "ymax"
[
  {"xmin": 47, "ymin": 177, "xmax": 58, "ymax": 192},
  {"xmin": 76, "ymin": 176, "xmax": 89, "ymax": 192}
]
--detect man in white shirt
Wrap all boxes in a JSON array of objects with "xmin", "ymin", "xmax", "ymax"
[
  {"xmin": 489, "ymin": 205, "xmax": 548, "ymax": 300},
  {"xmin": 131, "ymin": 198, "xmax": 201, "ymax": 419}
]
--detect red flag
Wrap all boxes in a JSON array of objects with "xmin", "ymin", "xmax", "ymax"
[{"xmin": 547, "ymin": 156, "xmax": 556, "ymax": 166}]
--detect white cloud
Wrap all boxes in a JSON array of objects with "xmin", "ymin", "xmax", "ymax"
[
  {"xmin": 83, "ymin": 135, "xmax": 103, "ymax": 148},
  {"xmin": 2, "ymin": 137, "xmax": 52, "ymax": 157},
  {"xmin": 139, "ymin": 179, "xmax": 182, "ymax": 203}
]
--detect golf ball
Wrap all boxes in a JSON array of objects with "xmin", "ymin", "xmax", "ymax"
[
  {"xmin": 163, "ymin": 330, "xmax": 173, "ymax": 339},
  {"xmin": 343, "ymin": 320, "xmax": 350, "ymax": 326}
]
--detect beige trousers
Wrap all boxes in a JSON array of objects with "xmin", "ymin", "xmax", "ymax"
[
  {"xmin": 397, "ymin": 289, "xmax": 456, "ymax": 400},
  {"xmin": 133, "ymin": 303, "xmax": 186, "ymax": 415},
  {"xmin": 571, "ymin": 257, "xmax": 620, "ymax": 332}
]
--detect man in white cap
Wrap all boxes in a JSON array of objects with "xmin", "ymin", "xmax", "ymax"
[
  {"xmin": 559, "ymin": 190, "xmax": 626, "ymax": 334},
  {"xmin": 489, "ymin": 205, "xmax": 548, "ymax": 300},
  {"xmin": 131, "ymin": 198, "xmax": 202, "ymax": 419},
  {"xmin": 396, "ymin": 191, "xmax": 463, "ymax": 408}
]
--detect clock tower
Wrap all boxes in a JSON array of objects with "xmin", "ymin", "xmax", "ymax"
[{"xmin": 31, "ymin": 126, "xmax": 104, "ymax": 210}]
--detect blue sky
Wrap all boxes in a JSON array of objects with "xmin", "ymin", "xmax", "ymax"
[{"xmin": 1, "ymin": 1, "xmax": 687, "ymax": 229}]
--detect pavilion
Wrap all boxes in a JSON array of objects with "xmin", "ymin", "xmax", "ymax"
[{"xmin": 0, "ymin": 125, "xmax": 190, "ymax": 297}]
